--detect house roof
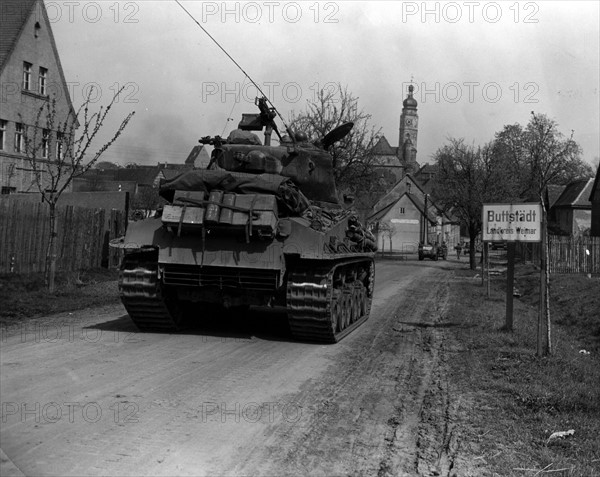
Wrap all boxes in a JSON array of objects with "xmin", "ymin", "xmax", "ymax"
[
  {"xmin": 415, "ymin": 163, "xmax": 438, "ymax": 177},
  {"xmin": 371, "ymin": 173, "xmax": 427, "ymax": 212},
  {"xmin": 114, "ymin": 167, "xmax": 161, "ymax": 185},
  {"xmin": 0, "ymin": 0, "xmax": 79, "ymax": 126},
  {"xmin": 367, "ymin": 200, "xmax": 396, "ymax": 223},
  {"xmin": 82, "ymin": 166, "xmax": 161, "ymax": 186},
  {"xmin": 185, "ymin": 145, "xmax": 210, "ymax": 166},
  {"xmin": 0, "ymin": 0, "xmax": 37, "ymax": 68},
  {"xmin": 546, "ymin": 184, "xmax": 566, "ymax": 209},
  {"xmin": 590, "ymin": 167, "xmax": 600, "ymax": 202},
  {"xmin": 372, "ymin": 136, "xmax": 399, "ymax": 156},
  {"xmin": 367, "ymin": 192, "xmax": 437, "ymax": 225},
  {"xmin": 161, "ymin": 169, "xmax": 184, "ymax": 181},
  {"xmin": 554, "ymin": 178, "xmax": 594, "ymax": 208},
  {"xmin": 408, "ymin": 194, "xmax": 439, "ymax": 224}
]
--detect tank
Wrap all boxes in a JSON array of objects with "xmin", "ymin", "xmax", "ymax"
[{"xmin": 115, "ymin": 98, "xmax": 377, "ymax": 343}]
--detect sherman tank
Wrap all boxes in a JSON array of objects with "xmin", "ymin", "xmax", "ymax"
[{"xmin": 116, "ymin": 98, "xmax": 377, "ymax": 343}]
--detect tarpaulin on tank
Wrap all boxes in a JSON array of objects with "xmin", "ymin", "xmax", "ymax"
[
  {"xmin": 159, "ymin": 169, "xmax": 310, "ymax": 215},
  {"xmin": 215, "ymin": 143, "xmax": 339, "ymax": 204}
]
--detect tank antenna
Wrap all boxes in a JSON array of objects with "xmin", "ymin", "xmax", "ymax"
[{"xmin": 174, "ymin": 0, "xmax": 295, "ymax": 141}]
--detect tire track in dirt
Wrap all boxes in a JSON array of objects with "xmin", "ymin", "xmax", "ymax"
[
  {"xmin": 376, "ymin": 270, "xmax": 457, "ymax": 477},
  {"xmin": 1, "ymin": 262, "xmax": 468, "ymax": 476},
  {"xmin": 227, "ymin": 265, "xmax": 460, "ymax": 477}
]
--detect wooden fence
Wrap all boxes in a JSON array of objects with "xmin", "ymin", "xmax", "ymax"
[
  {"xmin": 517, "ymin": 236, "xmax": 600, "ymax": 274},
  {"xmin": 0, "ymin": 200, "xmax": 126, "ymax": 274}
]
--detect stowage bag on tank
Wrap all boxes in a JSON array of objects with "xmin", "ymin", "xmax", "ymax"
[{"xmin": 159, "ymin": 170, "xmax": 309, "ymax": 215}]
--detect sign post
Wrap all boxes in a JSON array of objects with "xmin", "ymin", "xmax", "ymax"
[{"xmin": 482, "ymin": 203, "xmax": 542, "ymax": 331}]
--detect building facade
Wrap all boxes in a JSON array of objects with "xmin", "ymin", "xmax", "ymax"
[
  {"xmin": 368, "ymin": 174, "xmax": 460, "ymax": 253},
  {"xmin": 0, "ymin": 0, "xmax": 77, "ymax": 194}
]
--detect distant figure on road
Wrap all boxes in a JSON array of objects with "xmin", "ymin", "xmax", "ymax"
[{"xmin": 455, "ymin": 243, "xmax": 463, "ymax": 259}]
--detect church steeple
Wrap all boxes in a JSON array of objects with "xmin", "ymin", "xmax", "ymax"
[
  {"xmin": 403, "ymin": 84, "xmax": 418, "ymax": 110},
  {"xmin": 398, "ymin": 83, "xmax": 419, "ymax": 174}
]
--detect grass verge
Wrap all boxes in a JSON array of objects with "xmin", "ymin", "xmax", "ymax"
[
  {"xmin": 0, "ymin": 268, "xmax": 120, "ymax": 323},
  {"xmin": 448, "ymin": 264, "xmax": 600, "ymax": 476}
]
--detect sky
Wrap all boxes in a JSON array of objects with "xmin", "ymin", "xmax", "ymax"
[{"xmin": 45, "ymin": 0, "xmax": 599, "ymax": 168}]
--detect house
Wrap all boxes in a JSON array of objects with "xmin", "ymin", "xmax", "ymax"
[
  {"xmin": 372, "ymin": 136, "xmax": 404, "ymax": 184},
  {"xmin": 74, "ymin": 165, "xmax": 164, "ymax": 194},
  {"xmin": 551, "ymin": 178, "xmax": 594, "ymax": 235},
  {"xmin": 0, "ymin": 0, "xmax": 78, "ymax": 194},
  {"xmin": 412, "ymin": 163, "xmax": 438, "ymax": 196},
  {"xmin": 185, "ymin": 145, "xmax": 211, "ymax": 169},
  {"xmin": 368, "ymin": 174, "xmax": 460, "ymax": 253},
  {"xmin": 588, "ymin": 168, "xmax": 600, "ymax": 236}
]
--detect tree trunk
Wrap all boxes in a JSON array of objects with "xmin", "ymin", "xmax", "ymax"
[
  {"xmin": 469, "ymin": 225, "xmax": 478, "ymax": 270},
  {"xmin": 543, "ymin": 204, "xmax": 552, "ymax": 355},
  {"xmin": 537, "ymin": 200, "xmax": 551, "ymax": 356},
  {"xmin": 46, "ymin": 201, "xmax": 58, "ymax": 292}
]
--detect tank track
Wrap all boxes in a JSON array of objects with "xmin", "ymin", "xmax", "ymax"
[
  {"xmin": 118, "ymin": 252, "xmax": 181, "ymax": 332},
  {"xmin": 286, "ymin": 258, "xmax": 375, "ymax": 343}
]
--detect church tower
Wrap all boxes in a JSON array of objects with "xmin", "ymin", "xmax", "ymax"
[{"xmin": 398, "ymin": 84, "xmax": 419, "ymax": 172}]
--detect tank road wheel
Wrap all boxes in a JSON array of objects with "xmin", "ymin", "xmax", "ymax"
[
  {"xmin": 286, "ymin": 258, "xmax": 375, "ymax": 343},
  {"xmin": 332, "ymin": 295, "xmax": 343, "ymax": 333},
  {"xmin": 341, "ymin": 292, "xmax": 352, "ymax": 329},
  {"xmin": 119, "ymin": 251, "xmax": 183, "ymax": 332},
  {"xmin": 351, "ymin": 283, "xmax": 362, "ymax": 323}
]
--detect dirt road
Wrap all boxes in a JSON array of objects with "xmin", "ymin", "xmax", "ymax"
[{"xmin": 1, "ymin": 260, "xmax": 469, "ymax": 477}]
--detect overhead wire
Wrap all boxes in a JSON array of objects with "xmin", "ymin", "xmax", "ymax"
[{"xmin": 173, "ymin": 0, "xmax": 295, "ymax": 139}]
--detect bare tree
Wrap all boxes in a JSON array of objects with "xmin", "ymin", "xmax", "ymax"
[
  {"xmin": 377, "ymin": 221, "xmax": 397, "ymax": 256},
  {"xmin": 23, "ymin": 88, "xmax": 135, "ymax": 291},
  {"xmin": 522, "ymin": 113, "xmax": 582, "ymax": 356},
  {"xmin": 494, "ymin": 114, "xmax": 590, "ymax": 196},
  {"xmin": 492, "ymin": 113, "xmax": 586, "ymax": 355},
  {"xmin": 289, "ymin": 84, "xmax": 382, "ymax": 200},
  {"xmin": 432, "ymin": 138, "xmax": 514, "ymax": 270}
]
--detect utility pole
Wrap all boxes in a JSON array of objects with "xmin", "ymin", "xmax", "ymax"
[{"xmin": 424, "ymin": 194, "xmax": 429, "ymax": 244}]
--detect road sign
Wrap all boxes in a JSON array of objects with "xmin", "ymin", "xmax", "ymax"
[{"xmin": 482, "ymin": 203, "xmax": 542, "ymax": 242}]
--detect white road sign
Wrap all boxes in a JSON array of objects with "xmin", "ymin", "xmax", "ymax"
[{"xmin": 482, "ymin": 203, "xmax": 542, "ymax": 242}]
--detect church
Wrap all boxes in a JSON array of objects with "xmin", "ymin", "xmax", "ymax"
[
  {"xmin": 372, "ymin": 84, "xmax": 421, "ymax": 183},
  {"xmin": 368, "ymin": 84, "xmax": 460, "ymax": 254}
]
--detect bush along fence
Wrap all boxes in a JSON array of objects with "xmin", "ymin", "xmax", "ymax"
[
  {"xmin": 0, "ymin": 200, "xmax": 126, "ymax": 274},
  {"xmin": 517, "ymin": 235, "xmax": 600, "ymax": 274}
]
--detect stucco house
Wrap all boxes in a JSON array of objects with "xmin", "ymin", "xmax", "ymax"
[
  {"xmin": 0, "ymin": 0, "xmax": 78, "ymax": 194},
  {"xmin": 368, "ymin": 174, "xmax": 459, "ymax": 253}
]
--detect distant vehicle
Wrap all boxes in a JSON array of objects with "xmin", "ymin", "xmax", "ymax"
[
  {"xmin": 418, "ymin": 242, "xmax": 439, "ymax": 261},
  {"xmin": 491, "ymin": 241, "xmax": 507, "ymax": 250}
]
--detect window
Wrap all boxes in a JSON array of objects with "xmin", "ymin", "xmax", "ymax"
[
  {"xmin": 14, "ymin": 123, "xmax": 24, "ymax": 153},
  {"xmin": 0, "ymin": 120, "xmax": 6, "ymax": 150},
  {"xmin": 39, "ymin": 67, "xmax": 48, "ymax": 95},
  {"xmin": 400, "ymin": 207, "xmax": 405, "ymax": 214},
  {"xmin": 23, "ymin": 62, "xmax": 32, "ymax": 90},
  {"xmin": 56, "ymin": 132, "xmax": 64, "ymax": 160},
  {"xmin": 1, "ymin": 186, "xmax": 16, "ymax": 195},
  {"xmin": 42, "ymin": 129, "xmax": 49, "ymax": 158}
]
